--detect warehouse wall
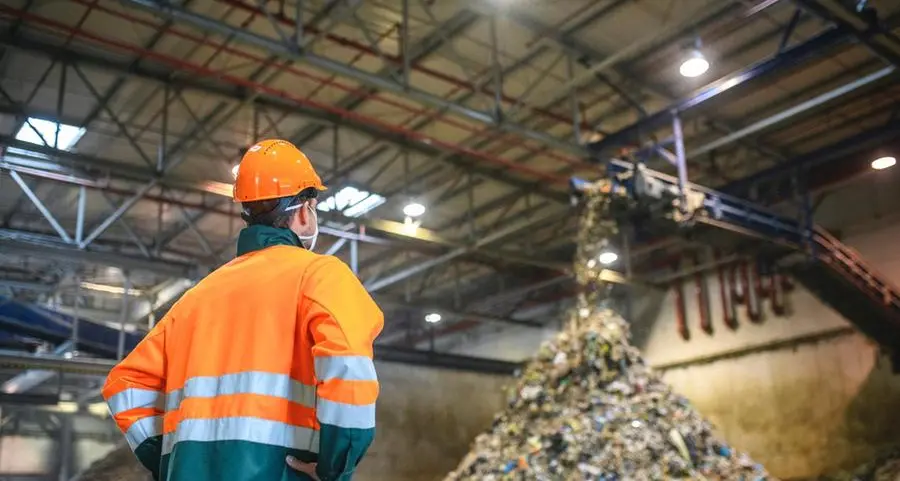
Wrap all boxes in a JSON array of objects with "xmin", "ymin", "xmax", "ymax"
[
  {"xmin": 0, "ymin": 362, "xmax": 510, "ymax": 481},
  {"xmin": 633, "ymin": 177, "xmax": 900, "ymax": 478},
  {"xmin": 0, "ymin": 414, "xmax": 119, "ymax": 476},
  {"xmin": 357, "ymin": 361, "xmax": 508, "ymax": 481}
]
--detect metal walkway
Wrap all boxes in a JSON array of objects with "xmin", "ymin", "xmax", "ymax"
[{"xmin": 573, "ymin": 160, "xmax": 900, "ymax": 361}]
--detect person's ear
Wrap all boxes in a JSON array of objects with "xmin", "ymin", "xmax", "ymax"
[{"xmin": 297, "ymin": 202, "xmax": 310, "ymax": 225}]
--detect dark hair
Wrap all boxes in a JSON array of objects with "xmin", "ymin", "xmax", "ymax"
[{"xmin": 241, "ymin": 187, "xmax": 318, "ymax": 227}]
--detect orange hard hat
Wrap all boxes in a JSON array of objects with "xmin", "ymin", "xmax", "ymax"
[{"xmin": 233, "ymin": 139, "xmax": 326, "ymax": 203}]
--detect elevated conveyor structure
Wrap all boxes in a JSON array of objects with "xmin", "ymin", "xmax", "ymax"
[
  {"xmin": 0, "ymin": 296, "xmax": 521, "ymax": 374},
  {"xmin": 0, "ymin": 296, "xmax": 143, "ymax": 358},
  {"xmin": 572, "ymin": 160, "xmax": 900, "ymax": 365}
]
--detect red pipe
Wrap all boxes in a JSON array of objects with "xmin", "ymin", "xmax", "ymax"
[
  {"xmin": 730, "ymin": 265, "xmax": 745, "ymax": 304},
  {"xmin": 1, "ymin": 6, "xmax": 572, "ymax": 184},
  {"xmin": 673, "ymin": 264, "xmax": 690, "ymax": 341},
  {"xmin": 741, "ymin": 263, "xmax": 762, "ymax": 323},
  {"xmin": 781, "ymin": 275, "xmax": 796, "ymax": 292},
  {"xmin": 716, "ymin": 264, "xmax": 739, "ymax": 330},
  {"xmin": 754, "ymin": 262, "xmax": 769, "ymax": 299},
  {"xmin": 693, "ymin": 256, "xmax": 713, "ymax": 335},
  {"xmin": 217, "ymin": 0, "xmax": 597, "ymax": 133},
  {"xmin": 771, "ymin": 272, "xmax": 787, "ymax": 316}
]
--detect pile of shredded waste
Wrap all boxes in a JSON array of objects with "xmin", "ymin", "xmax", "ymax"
[
  {"xmin": 442, "ymin": 309, "xmax": 774, "ymax": 481},
  {"xmin": 72, "ymin": 443, "xmax": 152, "ymax": 481},
  {"xmin": 444, "ymin": 179, "xmax": 776, "ymax": 480}
]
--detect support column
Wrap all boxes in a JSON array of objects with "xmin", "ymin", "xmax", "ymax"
[
  {"xmin": 57, "ymin": 413, "xmax": 74, "ymax": 481},
  {"xmin": 118, "ymin": 273, "xmax": 131, "ymax": 360},
  {"xmin": 672, "ymin": 112, "xmax": 689, "ymax": 211}
]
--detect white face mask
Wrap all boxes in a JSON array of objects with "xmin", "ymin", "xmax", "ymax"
[{"xmin": 286, "ymin": 202, "xmax": 319, "ymax": 252}]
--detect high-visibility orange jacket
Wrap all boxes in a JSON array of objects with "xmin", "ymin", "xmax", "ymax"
[{"xmin": 102, "ymin": 226, "xmax": 384, "ymax": 481}]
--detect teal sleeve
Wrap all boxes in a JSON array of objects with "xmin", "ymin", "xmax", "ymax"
[
  {"xmin": 315, "ymin": 424, "xmax": 375, "ymax": 481},
  {"xmin": 134, "ymin": 435, "xmax": 163, "ymax": 480}
]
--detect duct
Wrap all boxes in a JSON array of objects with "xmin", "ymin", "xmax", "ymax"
[
  {"xmin": 689, "ymin": 65, "xmax": 896, "ymax": 157},
  {"xmin": 588, "ymin": 27, "xmax": 851, "ymax": 154},
  {"xmin": 117, "ymin": 0, "xmax": 586, "ymax": 157}
]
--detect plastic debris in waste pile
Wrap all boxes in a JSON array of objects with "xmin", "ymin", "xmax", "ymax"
[{"xmin": 445, "ymin": 178, "xmax": 777, "ymax": 481}]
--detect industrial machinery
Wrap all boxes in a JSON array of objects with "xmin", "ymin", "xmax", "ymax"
[{"xmin": 571, "ymin": 158, "xmax": 900, "ymax": 368}]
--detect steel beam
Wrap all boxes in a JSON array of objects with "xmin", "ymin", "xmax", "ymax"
[
  {"xmin": 375, "ymin": 298, "xmax": 543, "ymax": 329},
  {"xmin": 365, "ymin": 208, "xmax": 565, "ymax": 293},
  {"xmin": 117, "ymin": 0, "xmax": 586, "ymax": 156},
  {"xmin": 7, "ymin": 171, "xmax": 72, "ymax": 243},
  {"xmin": 0, "ymin": 343, "xmax": 518, "ymax": 376},
  {"xmin": 794, "ymin": 0, "xmax": 900, "ymax": 67},
  {"xmin": 372, "ymin": 347, "xmax": 519, "ymax": 375},
  {"xmin": 79, "ymin": 181, "xmax": 157, "ymax": 249},
  {"xmin": 0, "ymin": 32, "xmax": 569, "ymax": 202},
  {"xmin": 587, "ymin": 27, "xmax": 852, "ymax": 154},
  {"xmin": 1, "ymin": 340, "xmax": 75, "ymax": 395},
  {"xmin": 288, "ymin": 9, "xmax": 479, "ymax": 161},
  {"xmin": 689, "ymin": 65, "xmax": 896, "ymax": 157},
  {"xmin": 1, "ymin": 142, "xmax": 567, "ymax": 273},
  {"xmin": 722, "ymin": 118, "xmax": 900, "ymax": 197},
  {"xmin": 0, "ymin": 232, "xmax": 197, "ymax": 278}
]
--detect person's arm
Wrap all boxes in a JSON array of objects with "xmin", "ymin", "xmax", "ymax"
[
  {"xmin": 304, "ymin": 257, "xmax": 384, "ymax": 481},
  {"xmin": 101, "ymin": 320, "xmax": 169, "ymax": 480}
]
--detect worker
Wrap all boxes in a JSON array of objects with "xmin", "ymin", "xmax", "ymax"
[{"xmin": 101, "ymin": 139, "xmax": 384, "ymax": 481}]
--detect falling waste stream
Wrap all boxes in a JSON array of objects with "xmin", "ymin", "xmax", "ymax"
[
  {"xmin": 443, "ymin": 181, "xmax": 774, "ymax": 481},
  {"xmin": 73, "ymin": 181, "xmax": 900, "ymax": 480}
]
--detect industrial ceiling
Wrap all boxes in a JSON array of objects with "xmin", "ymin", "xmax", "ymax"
[{"xmin": 0, "ymin": 0, "xmax": 899, "ymax": 374}]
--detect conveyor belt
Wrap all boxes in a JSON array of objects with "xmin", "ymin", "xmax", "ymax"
[
  {"xmin": 573, "ymin": 160, "xmax": 900, "ymax": 358},
  {"xmin": 0, "ymin": 296, "xmax": 143, "ymax": 359}
]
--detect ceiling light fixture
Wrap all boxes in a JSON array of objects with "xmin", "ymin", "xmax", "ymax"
[
  {"xmin": 424, "ymin": 312, "xmax": 442, "ymax": 324},
  {"xmin": 598, "ymin": 251, "xmax": 618, "ymax": 265},
  {"xmin": 403, "ymin": 202, "xmax": 426, "ymax": 218},
  {"xmin": 871, "ymin": 156, "xmax": 896, "ymax": 170},
  {"xmin": 679, "ymin": 49, "xmax": 710, "ymax": 78}
]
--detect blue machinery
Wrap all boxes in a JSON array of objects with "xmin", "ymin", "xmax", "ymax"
[{"xmin": 572, "ymin": 159, "xmax": 900, "ymax": 365}]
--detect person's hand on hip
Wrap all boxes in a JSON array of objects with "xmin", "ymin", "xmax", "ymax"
[{"xmin": 286, "ymin": 456, "xmax": 321, "ymax": 481}]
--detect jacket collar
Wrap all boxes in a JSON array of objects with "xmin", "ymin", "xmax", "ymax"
[{"xmin": 236, "ymin": 225, "xmax": 302, "ymax": 257}]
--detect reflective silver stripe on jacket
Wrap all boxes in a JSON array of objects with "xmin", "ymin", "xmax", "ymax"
[
  {"xmin": 161, "ymin": 417, "xmax": 320, "ymax": 455},
  {"xmin": 107, "ymin": 388, "xmax": 165, "ymax": 416},
  {"xmin": 165, "ymin": 371, "xmax": 317, "ymax": 412}
]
